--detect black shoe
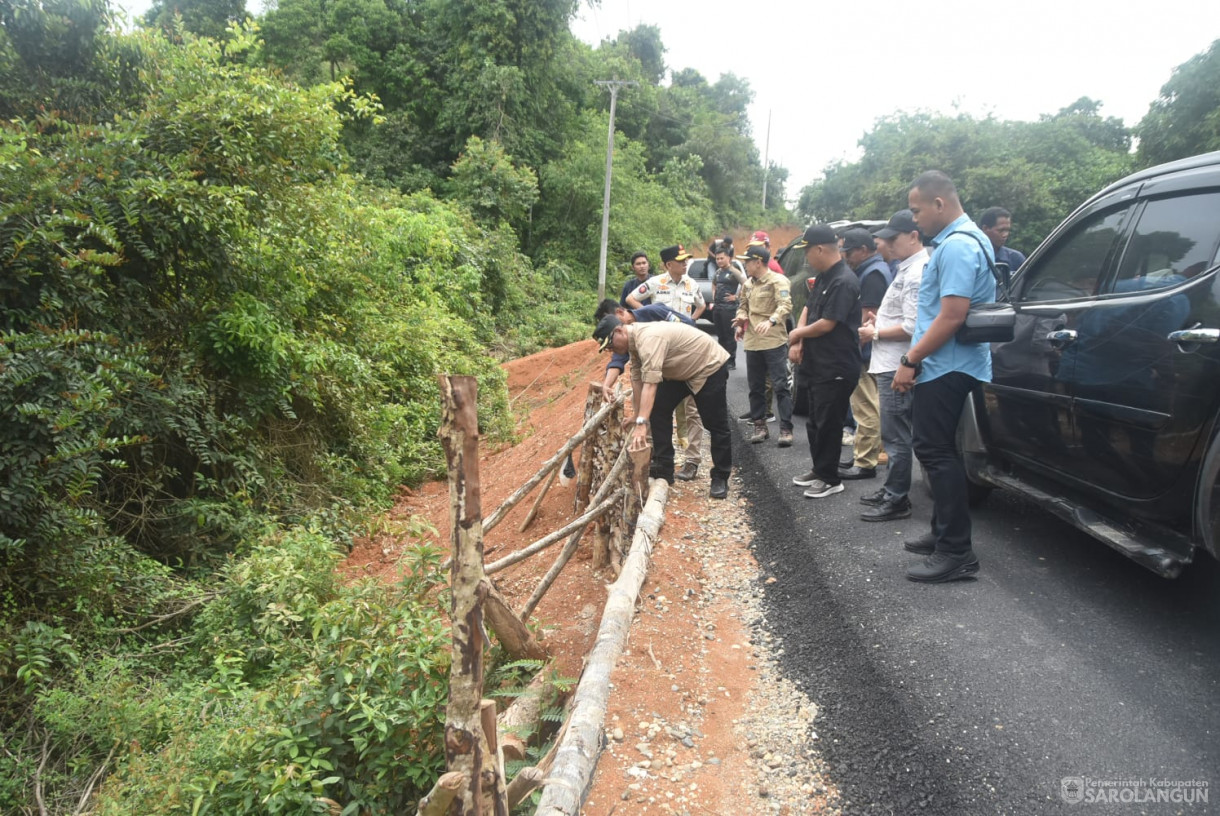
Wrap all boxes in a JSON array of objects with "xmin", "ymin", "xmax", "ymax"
[
  {"xmin": 838, "ymin": 466, "xmax": 876, "ymax": 480},
  {"xmin": 903, "ymin": 533, "xmax": 936, "ymax": 555},
  {"xmin": 709, "ymin": 477, "xmax": 728, "ymax": 499},
  {"xmin": 861, "ymin": 495, "xmax": 912, "ymax": 522},
  {"xmin": 906, "ymin": 551, "xmax": 980, "ymax": 583},
  {"xmin": 840, "ymin": 457, "xmax": 854, "ymax": 469},
  {"xmin": 792, "ymin": 470, "xmax": 819, "ymax": 487},
  {"xmin": 727, "ymin": 362, "xmax": 736, "ymax": 370},
  {"xmin": 859, "ymin": 487, "xmax": 889, "ymax": 506},
  {"xmin": 765, "ymin": 413, "xmax": 776, "ymax": 423},
  {"xmin": 738, "ymin": 410, "xmax": 753, "ymax": 421},
  {"xmin": 675, "ymin": 462, "xmax": 698, "ymax": 481}
]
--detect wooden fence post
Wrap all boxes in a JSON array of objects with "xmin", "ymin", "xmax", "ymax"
[
  {"xmin": 572, "ymin": 384, "xmax": 601, "ymax": 515},
  {"xmin": 438, "ymin": 375, "xmax": 505, "ymax": 816}
]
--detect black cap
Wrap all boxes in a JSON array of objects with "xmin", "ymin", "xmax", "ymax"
[
  {"xmin": 659, "ymin": 244, "xmax": 693, "ymax": 264},
  {"xmin": 840, "ymin": 228, "xmax": 876, "ymax": 253},
  {"xmin": 593, "ymin": 314, "xmax": 622, "ymax": 352},
  {"xmin": 874, "ymin": 209, "xmax": 919, "ymax": 240},
  {"xmin": 793, "ymin": 224, "xmax": 839, "ymax": 249},
  {"xmin": 736, "ymin": 243, "xmax": 771, "ymax": 265}
]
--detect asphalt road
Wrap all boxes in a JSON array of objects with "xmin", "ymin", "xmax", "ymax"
[{"xmin": 724, "ymin": 363, "xmax": 1220, "ymax": 815}]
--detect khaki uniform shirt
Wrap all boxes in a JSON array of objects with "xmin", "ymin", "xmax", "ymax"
[
  {"xmin": 629, "ymin": 272, "xmax": 705, "ymax": 318},
  {"xmin": 734, "ymin": 270, "xmax": 792, "ymax": 351},
  {"xmin": 628, "ymin": 322, "xmax": 730, "ymax": 397}
]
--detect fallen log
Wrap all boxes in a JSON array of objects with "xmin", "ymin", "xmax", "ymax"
[
  {"xmin": 415, "ymin": 771, "xmax": 466, "ymax": 816},
  {"xmin": 480, "ymin": 579, "xmax": 548, "ymax": 663},
  {"xmin": 498, "ymin": 665, "xmax": 560, "ymax": 763},
  {"xmin": 533, "ymin": 479, "xmax": 669, "ymax": 816},
  {"xmin": 506, "ymin": 768, "xmax": 545, "ymax": 809}
]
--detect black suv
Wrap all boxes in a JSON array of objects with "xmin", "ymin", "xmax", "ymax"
[{"xmin": 959, "ymin": 151, "xmax": 1220, "ymax": 577}]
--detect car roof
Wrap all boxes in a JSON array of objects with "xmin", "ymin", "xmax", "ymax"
[{"xmin": 1094, "ymin": 150, "xmax": 1220, "ymax": 198}]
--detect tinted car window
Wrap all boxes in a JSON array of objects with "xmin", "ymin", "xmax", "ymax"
[
  {"xmin": 1109, "ymin": 191, "xmax": 1220, "ymax": 294},
  {"xmin": 1019, "ymin": 206, "xmax": 1131, "ymax": 302}
]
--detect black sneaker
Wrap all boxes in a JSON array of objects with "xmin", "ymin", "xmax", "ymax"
[
  {"xmin": 859, "ymin": 487, "xmax": 889, "ymax": 506},
  {"xmin": 861, "ymin": 495, "xmax": 912, "ymax": 522},
  {"xmin": 765, "ymin": 413, "xmax": 776, "ymax": 423},
  {"xmin": 709, "ymin": 476, "xmax": 728, "ymax": 499},
  {"xmin": 906, "ymin": 551, "xmax": 980, "ymax": 583},
  {"xmin": 738, "ymin": 410, "xmax": 753, "ymax": 421},
  {"xmin": 838, "ymin": 466, "xmax": 876, "ymax": 480},
  {"xmin": 903, "ymin": 533, "xmax": 936, "ymax": 555}
]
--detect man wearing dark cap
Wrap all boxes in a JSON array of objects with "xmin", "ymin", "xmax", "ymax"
[
  {"xmin": 592, "ymin": 314, "xmax": 732, "ymax": 499},
  {"xmin": 858, "ymin": 210, "xmax": 928, "ymax": 522},
  {"xmin": 627, "ymin": 244, "xmax": 707, "ymax": 480},
  {"xmin": 733, "ymin": 244, "xmax": 794, "ymax": 446},
  {"xmin": 593, "ymin": 298, "xmax": 696, "ymax": 402},
  {"xmin": 897, "ymin": 170, "xmax": 996, "ymax": 582},
  {"xmin": 839, "ymin": 228, "xmax": 892, "ymax": 482},
  {"xmin": 787, "ymin": 225, "xmax": 862, "ymax": 499}
]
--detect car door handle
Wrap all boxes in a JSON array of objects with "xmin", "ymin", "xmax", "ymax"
[
  {"xmin": 1168, "ymin": 328, "xmax": 1219, "ymax": 344},
  {"xmin": 1046, "ymin": 329, "xmax": 1077, "ymax": 348}
]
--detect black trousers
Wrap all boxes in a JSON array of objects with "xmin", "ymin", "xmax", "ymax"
[
  {"xmin": 804, "ymin": 374, "xmax": 857, "ymax": 484},
  {"xmin": 911, "ymin": 371, "xmax": 979, "ymax": 556},
  {"xmin": 746, "ymin": 345, "xmax": 793, "ymax": 431},
  {"xmin": 649, "ymin": 363, "xmax": 732, "ymax": 482},
  {"xmin": 712, "ymin": 307, "xmax": 737, "ymax": 361}
]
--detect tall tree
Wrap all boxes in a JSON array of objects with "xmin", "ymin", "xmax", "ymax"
[
  {"xmin": 1136, "ymin": 38, "xmax": 1220, "ymax": 168},
  {"xmin": 143, "ymin": 0, "xmax": 247, "ymax": 41}
]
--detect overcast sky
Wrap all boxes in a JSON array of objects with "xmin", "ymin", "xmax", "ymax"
[
  {"xmin": 572, "ymin": 0, "xmax": 1220, "ymax": 196},
  {"xmin": 113, "ymin": 0, "xmax": 1220, "ymax": 199}
]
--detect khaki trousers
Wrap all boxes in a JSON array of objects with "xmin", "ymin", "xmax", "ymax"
[
  {"xmin": 850, "ymin": 367, "xmax": 882, "ymax": 469},
  {"xmin": 674, "ymin": 396, "xmax": 703, "ymax": 466}
]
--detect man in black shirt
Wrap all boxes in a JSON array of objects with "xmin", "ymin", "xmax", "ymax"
[{"xmin": 787, "ymin": 225, "xmax": 862, "ymax": 498}]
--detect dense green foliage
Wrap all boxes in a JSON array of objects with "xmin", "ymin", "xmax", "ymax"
[
  {"xmin": 797, "ymin": 98, "xmax": 1135, "ymax": 255},
  {"xmin": 0, "ymin": 7, "xmax": 578, "ymax": 812},
  {"xmin": 797, "ymin": 38, "xmax": 1220, "ymax": 254},
  {"xmin": 1136, "ymin": 38, "xmax": 1220, "ymax": 168}
]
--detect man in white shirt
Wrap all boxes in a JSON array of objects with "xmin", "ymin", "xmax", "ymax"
[{"xmin": 857, "ymin": 210, "xmax": 928, "ymax": 522}]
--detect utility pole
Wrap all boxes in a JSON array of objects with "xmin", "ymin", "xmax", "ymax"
[
  {"xmin": 594, "ymin": 79, "xmax": 637, "ymax": 302},
  {"xmin": 761, "ymin": 108, "xmax": 772, "ymax": 211}
]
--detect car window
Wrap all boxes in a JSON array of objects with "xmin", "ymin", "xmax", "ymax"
[
  {"xmin": 1018, "ymin": 206, "xmax": 1131, "ymax": 303},
  {"xmin": 1108, "ymin": 191, "xmax": 1220, "ymax": 294}
]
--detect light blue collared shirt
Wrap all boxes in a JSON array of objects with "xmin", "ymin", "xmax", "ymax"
[{"xmin": 912, "ymin": 214, "xmax": 996, "ymax": 384}]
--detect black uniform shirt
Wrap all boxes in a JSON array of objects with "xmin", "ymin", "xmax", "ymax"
[{"xmin": 800, "ymin": 259, "xmax": 862, "ymax": 383}]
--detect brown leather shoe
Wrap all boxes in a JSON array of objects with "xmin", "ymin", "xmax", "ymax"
[{"xmin": 675, "ymin": 462, "xmax": 699, "ymax": 481}]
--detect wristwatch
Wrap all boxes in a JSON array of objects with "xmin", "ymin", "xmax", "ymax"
[
  {"xmin": 899, "ymin": 354, "xmax": 923, "ymax": 376},
  {"xmin": 635, "ymin": 417, "xmax": 649, "ymax": 426}
]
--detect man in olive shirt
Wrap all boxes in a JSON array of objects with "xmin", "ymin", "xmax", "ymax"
[
  {"xmin": 733, "ymin": 244, "xmax": 794, "ymax": 446},
  {"xmin": 787, "ymin": 224, "xmax": 862, "ymax": 499},
  {"xmin": 592, "ymin": 316, "xmax": 732, "ymax": 499}
]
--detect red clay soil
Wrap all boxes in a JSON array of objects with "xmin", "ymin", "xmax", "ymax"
[{"xmin": 344, "ymin": 338, "xmax": 772, "ymax": 813}]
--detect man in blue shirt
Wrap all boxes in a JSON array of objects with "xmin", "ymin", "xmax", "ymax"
[
  {"xmin": 894, "ymin": 171, "xmax": 996, "ymax": 583},
  {"xmin": 978, "ymin": 207, "xmax": 1027, "ymax": 273}
]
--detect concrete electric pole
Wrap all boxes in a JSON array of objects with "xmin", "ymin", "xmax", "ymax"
[{"xmin": 593, "ymin": 79, "xmax": 637, "ymax": 302}]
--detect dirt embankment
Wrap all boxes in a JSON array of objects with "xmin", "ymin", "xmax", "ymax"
[{"xmin": 348, "ymin": 301, "xmax": 837, "ymax": 814}]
